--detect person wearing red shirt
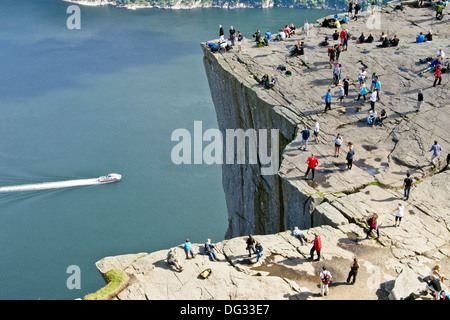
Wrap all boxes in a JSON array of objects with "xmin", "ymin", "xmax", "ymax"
[
  {"xmin": 433, "ymin": 65, "xmax": 442, "ymax": 87},
  {"xmin": 305, "ymin": 153, "xmax": 319, "ymax": 180},
  {"xmin": 309, "ymin": 233, "xmax": 322, "ymax": 261},
  {"xmin": 340, "ymin": 29, "xmax": 346, "ymax": 45}
]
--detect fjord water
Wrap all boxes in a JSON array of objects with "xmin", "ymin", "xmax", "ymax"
[{"xmin": 0, "ymin": 0, "xmax": 332, "ymax": 299}]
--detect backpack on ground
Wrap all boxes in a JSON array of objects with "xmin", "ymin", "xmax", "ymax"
[{"xmin": 200, "ymin": 268, "xmax": 212, "ymax": 279}]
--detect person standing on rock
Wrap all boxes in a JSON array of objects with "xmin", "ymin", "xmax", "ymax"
[
  {"xmin": 348, "ymin": 0, "xmax": 354, "ymax": 18},
  {"xmin": 228, "ymin": 26, "xmax": 236, "ymax": 46},
  {"xmin": 298, "ymin": 125, "xmax": 310, "ymax": 151},
  {"xmin": 292, "ymin": 226, "xmax": 308, "ymax": 246},
  {"xmin": 334, "ymin": 133, "xmax": 343, "ymax": 157},
  {"xmin": 313, "ymin": 120, "xmax": 320, "ymax": 143},
  {"xmin": 433, "ymin": 65, "xmax": 442, "ymax": 87},
  {"xmin": 402, "ymin": 172, "xmax": 414, "ymax": 200},
  {"xmin": 365, "ymin": 214, "xmax": 379, "ymax": 239},
  {"xmin": 343, "ymin": 75, "xmax": 350, "ymax": 97},
  {"xmin": 309, "ymin": 233, "xmax": 322, "ymax": 261},
  {"xmin": 305, "ymin": 153, "xmax": 319, "ymax": 181},
  {"xmin": 246, "ymin": 234, "xmax": 256, "ymax": 257},
  {"xmin": 394, "ymin": 203, "xmax": 404, "ymax": 227},
  {"xmin": 255, "ymin": 242, "xmax": 263, "ymax": 262},
  {"xmin": 346, "ymin": 258, "xmax": 359, "ymax": 284},
  {"xmin": 417, "ymin": 89, "xmax": 423, "ymax": 112},
  {"xmin": 320, "ymin": 266, "xmax": 332, "ymax": 296},
  {"xmin": 302, "ymin": 20, "xmax": 309, "ymax": 38},
  {"xmin": 346, "ymin": 142, "xmax": 355, "ymax": 170},
  {"xmin": 219, "ymin": 24, "xmax": 224, "ymax": 41},
  {"xmin": 429, "ymin": 140, "xmax": 442, "ymax": 168},
  {"xmin": 324, "ymin": 89, "xmax": 332, "ymax": 112}
]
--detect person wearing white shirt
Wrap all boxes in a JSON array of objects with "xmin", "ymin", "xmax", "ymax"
[
  {"xmin": 369, "ymin": 90, "xmax": 377, "ymax": 110},
  {"xmin": 437, "ymin": 49, "xmax": 445, "ymax": 59},
  {"xmin": 395, "ymin": 203, "xmax": 404, "ymax": 227},
  {"xmin": 314, "ymin": 120, "xmax": 320, "ymax": 143},
  {"xmin": 320, "ymin": 266, "xmax": 332, "ymax": 296}
]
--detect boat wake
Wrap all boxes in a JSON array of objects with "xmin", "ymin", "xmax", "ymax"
[{"xmin": 0, "ymin": 174, "xmax": 120, "ymax": 193}]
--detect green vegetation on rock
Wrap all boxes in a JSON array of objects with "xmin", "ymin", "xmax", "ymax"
[{"xmin": 83, "ymin": 269, "xmax": 129, "ymax": 300}]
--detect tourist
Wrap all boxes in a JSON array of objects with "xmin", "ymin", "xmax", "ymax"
[
  {"xmin": 299, "ymin": 125, "xmax": 310, "ymax": 151},
  {"xmin": 324, "ymin": 88, "xmax": 332, "ymax": 112},
  {"xmin": 354, "ymin": 1, "xmax": 361, "ymax": 20},
  {"xmin": 436, "ymin": 4, "xmax": 444, "ymax": 19},
  {"xmin": 305, "ymin": 153, "xmax": 319, "ymax": 181},
  {"xmin": 334, "ymin": 133, "xmax": 343, "ymax": 157},
  {"xmin": 328, "ymin": 45, "xmax": 336, "ymax": 69},
  {"xmin": 417, "ymin": 89, "xmax": 423, "ymax": 111},
  {"xmin": 167, "ymin": 248, "xmax": 183, "ymax": 272},
  {"xmin": 425, "ymin": 31, "xmax": 433, "ymax": 42},
  {"xmin": 290, "ymin": 23, "xmax": 296, "ymax": 34},
  {"xmin": 402, "ymin": 172, "xmax": 414, "ymax": 200},
  {"xmin": 259, "ymin": 73, "xmax": 269, "ymax": 86},
  {"xmin": 219, "ymin": 24, "xmax": 224, "ymax": 41},
  {"xmin": 436, "ymin": 49, "xmax": 445, "ymax": 59},
  {"xmin": 343, "ymin": 30, "xmax": 350, "ymax": 51},
  {"xmin": 246, "ymin": 234, "xmax": 256, "ymax": 257},
  {"xmin": 184, "ymin": 238, "xmax": 197, "ymax": 259},
  {"xmin": 339, "ymin": 28, "xmax": 346, "ymax": 46},
  {"xmin": 205, "ymin": 238, "xmax": 219, "ymax": 261},
  {"xmin": 229, "ymin": 26, "xmax": 236, "ymax": 46},
  {"xmin": 320, "ymin": 266, "xmax": 332, "ymax": 296},
  {"xmin": 237, "ymin": 31, "xmax": 243, "ymax": 51},
  {"xmin": 367, "ymin": 108, "xmax": 377, "ymax": 126},
  {"xmin": 265, "ymin": 75, "xmax": 277, "ymax": 88},
  {"xmin": 346, "ymin": 142, "xmax": 355, "ymax": 170},
  {"xmin": 416, "ymin": 32, "xmax": 425, "ymax": 43},
  {"xmin": 390, "ymin": 34, "xmax": 400, "ymax": 46},
  {"xmin": 265, "ymin": 29, "xmax": 271, "ymax": 40},
  {"xmin": 374, "ymin": 78, "xmax": 381, "ymax": 100},
  {"xmin": 333, "ymin": 60, "xmax": 342, "ymax": 85},
  {"xmin": 357, "ymin": 32, "xmax": 365, "ymax": 44},
  {"xmin": 365, "ymin": 214, "xmax": 379, "ymax": 239},
  {"xmin": 346, "ymin": 258, "xmax": 359, "ymax": 284},
  {"xmin": 358, "ymin": 67, "xmax": 367, "ymax": 85},
  {"xmin": 274, "ymin": 29, "xmax": 286, "ymax": 41},
  {"xmin": 348, "ymin": 0, "xmax": 354, "ymax": 18},
  {"xmin": 298, "ymin": 126, "xmax": 310, "ymax": 151},
  {"xmin": 343, "ymin": 75, "xmax": 350, "ymax": 97},
  {"xmin": 255, "ymin": 242, "xmax": 263, "ymax": 262},
  {"xmin": 369, "ymin": 90, "xmax": 377, "ymax": 110},
  {"xmin": 302, "ymin": 20, "xmax": 309, "ymax": 38},
  {"xmin": 292, "ymin": 226, "xmax": 308, "ymax": 246},
  {"xmin": 314, "ymin": 120, "xmax": 320, "ymax": 143},
  {"xmin": 365, "ymin": 33, "xmax": 374, "ymax": 43},
  {"xmin": 284, "ymin": 24, "xmax": 292, "ymax": 38},
  {"xmin": 370, "ymin": 72, "xmax": 379, "ymax": 92},
  {"xmin": 394, "ymin": 203, "xmax": 404, "ymax": 227},
  {"xmin": 332, "ymin": 29, "xmax": 339, "ymax": 41},
  {"xmin": 356, "ymin": 81, "xmax": 367, "ymax": 102},
  {"xmin": 429, "ymin": 140, "xmax": 442, "ymax": 167},
  {"xmin": 376, "ymin": 108, "xmax": 387, "ymax": 126},
  {"xmin": 339, "ymin": 85, "xmax": 345, "ymax": 102},
  {"xmin": 433, "ymin": 65, "xmax": 442, "ymax": 87},
  {"xmin": 309, "ymin": 233, "xmax": 322, "ymax": 261}
]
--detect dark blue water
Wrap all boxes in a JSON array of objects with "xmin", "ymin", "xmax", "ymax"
[{"xmin": 0, "ymin": 0, "xmax": 332, "ymax": 300}]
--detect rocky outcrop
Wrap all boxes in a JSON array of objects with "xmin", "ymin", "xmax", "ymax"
[{"xmin": 87, "ymin": 3, "xmax": 450, "ymax": 300}]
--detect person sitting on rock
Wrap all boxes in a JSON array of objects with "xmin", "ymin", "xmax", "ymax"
[
  {"xmin": 259, "ymin": 73, "xmax": 269, "ymax": 86},
  {"xmin": 389, "ymin": 34, "xmax": 399, "ymax": 46},
  {"xmin": 357, "ymin": 32, "xmax": 365, "ymax": 43},
  {"xmin": 290, "ymin": 41, "xmax": 305, "ymax": 56},
  {"xmin": 416, "ymin": 32, "xmax": 426, "ymax": 43},
  {"xmin": 265, "ymin": 75, "xmax": 277, "ymax": 88},
  {"xmin": 376, "ymin": 108, "xmax": 387, "ymax": 126},
  {"xmin": 204, "ymin": 238, "xmax": 219, "ymax": 261},
  {"xmin": 167, "ymin": 248, "xmax": 183, "ymax": 272},
  {"xmin": 425, "ymin": 31, "xmax": 433, "ymax": 41},
  {"xmin": 332, "ymin": 30, "xmax": 340, "ymax": 40},
  {"xmin": 367, "ymin": 109, "xmax": 377, "ymax": 126},
  {"xmin": 365, "ymin": 33, "xmax": 374, "ymax": 43}
]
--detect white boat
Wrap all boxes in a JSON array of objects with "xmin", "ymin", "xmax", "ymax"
[{"xmin": 98, "ymin": 173, "xmax": 122, "ymax": 183}]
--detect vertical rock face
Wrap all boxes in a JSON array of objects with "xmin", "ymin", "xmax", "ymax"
[{"xmin": 202, "ymin": 46, "xmax": 322, "ymax": 237}]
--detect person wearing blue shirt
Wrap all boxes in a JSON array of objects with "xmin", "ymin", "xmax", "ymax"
[
  {"xmin": 298, "ymin": 125, "xmax": 311, "ymax": 151},
  {"xmin": 265, "ymin": 29, "xmax": 271, "ymax": 40},
  {"xmin": 417, "ymin": 32, "xmax": 425, "ymax": 43},
  {"xmin": 324, "ymin": 89, "xmax": 332, "ymax": 112}
]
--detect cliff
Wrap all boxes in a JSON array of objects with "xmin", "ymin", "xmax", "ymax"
[{"xmin": 87, "ymin": 3, "xmax": 450, "ymax": 300}]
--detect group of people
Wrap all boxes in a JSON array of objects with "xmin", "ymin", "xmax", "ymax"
[{"xmin": 166, "ymin": 238, "xmax": 220, "ymax": 272}]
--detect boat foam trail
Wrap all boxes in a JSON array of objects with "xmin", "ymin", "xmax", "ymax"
[{"xmin": 0, "ymin": 178, "xmax": 101, "ymax": 193}]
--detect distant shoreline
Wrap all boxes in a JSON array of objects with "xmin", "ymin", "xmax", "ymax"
[{"xmin": 62, "ymin": 0, "xmax": 340, "ymax": 11}]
